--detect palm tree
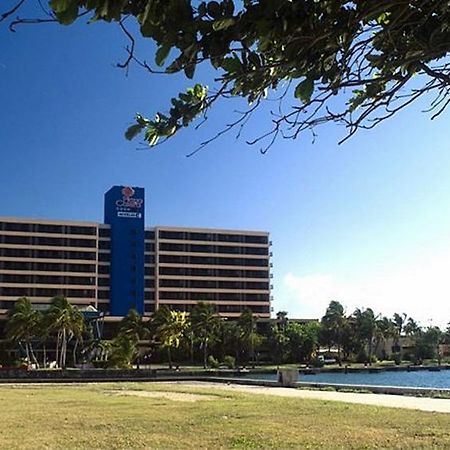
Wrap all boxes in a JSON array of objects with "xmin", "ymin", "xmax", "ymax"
[
  {"xmin": 238, "ymin": 308, "xmax": 260, "ymax": 367},
  {"xmin": 404, "ymin": 318, "xmax": 423, "ymax": 363},
  {"xmin": 108, "ymin": 334, "xmax": 138, "ymax": 368},
  {"xmin": 89, "ymin": 339, "xmax": 111, "ymax": 365},
  {"xmin": 118, "ymin": 308, "xmax": 149, "ymax": 368},
  {"xmin": 404, "ymin": 317, "xmax": 420, "ymax": 337},
  {"xmin": 276, "ymin": 311, "xmax": 289, "ymax": 333},
  {"xmin": 353, "ymin": 308, "xmax": 378, "ymax": 365},
  {"xmin": 6, "ymin": 297, "xmax": 41, "ymax": 367},
  {"xmin": 222, "ymin": 321, "xmax": 242, "ymax": 365},
  {"xmin": 423, "ymin": 326, "xmax": 444, "ymax": 363},
  {"xmin": 36, "ymin": 312, "xmax": 53, "ymax": 369},
  {"xmin": 320, "ymin": 301, "xmax": 346, "ymax": 365},
  {"xmin": 46, "ymin": 296, "xmax": 84, "ymax": 368},
  {"xmin": 151, "ymin": 306, "xmax": 188, "ymax": 369},
  {"xmin": 267, "ymin": 324, "xmax": 289, "ymax": 365},
  {"xmin": 190, "ymin": 302, "xmax": 221, "ymax": 368},
  {"xmin": 392, "ymin": 312, "xmax": 407, "ymax": 355},
  {"xmin": 119, "ymin": 308, "xmax": 149, "ymax": 342},
  {"xmin": 444, "ymin": 323, "xmax": 450, "ymax": 344},
  {"xmin": 374, "ymin": 316, "xmax": 395, "ymax": 359}
]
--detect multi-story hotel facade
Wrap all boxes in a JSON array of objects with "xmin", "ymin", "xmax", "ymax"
[{"xmin": 0, "ymin": 186, "xmax": 272, "ymax": 321}]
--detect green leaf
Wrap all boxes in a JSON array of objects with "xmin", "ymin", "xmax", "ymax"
[
  {"xmin": 49, "ymin": 0, "xmax": 70, "ymax": 13},
  {"xmin": 365, "ymin": 53, "xmax": 384, "ymax": 69},
  {"xmin": 125, "ymin": 124, "xmax": 144, "ymax": 141},
  {"xmin": 85, "ymin": 0, "xmax": 98, "ymax": 9},
  {"xmin": 140, "ymin": 23, "xmax": 156, "ymax": 38},
  {"xmin": 248, "ymin": 52, "xmax": 261, "ymax": 68},
  {"xmin": 294, "ymin": 78, "xmax": 314, "ymax": 104},
  {"xmin": 212, "ymin": 18, "xmax": 235, "ymax": 31},
  {"xmin": 184, "ymin": 64, "xmax": 195, "ymax": 79},
  {"xmin": 194, "ymin": 83, "xmax": 207, "ymax": 100},
  {"xmin": 166, "ymin": 57, "xmax": 184, "ymax": 73},
  {"xmin": 376, "ymin": 12, "xmax": 391, "ymax": 25},
  {"xmin": 207, "ymin": 1, "xmax": 221, "ymax": 18},
  {"xmin": 221, "ymin": 55, "xmax": 241, "ymax": 73},
  {"xmin": 348, "ymin": 90, "xmax": 365, "ymax": 112},
  {"xmin": 50, "ymin": 0, "xmax": 79, "ymax": 25},
  {"xmin": 144, "ymin": 127, "xmax": 159, "ymax": 146},
  {"xmin": 179, "ymin": 93, "xmax": 191, "ymax": 102},
  {"xmin": 223, "ymin": 0, "xmax": 234, "ymax": 16},
  {"xmin": 135, "ymin": 113, "xmax": 150, "ymax": 126},
  {"xmin": 155, "ymin": 44, "xmax": 172, "ymax": 67},
  {"xmin": 160, "ymin": 125, "xmax": 177, "ymax": 137},
  {"xmin": 198, "ymin": 2, "xmax": 207, "ymax": 16}
]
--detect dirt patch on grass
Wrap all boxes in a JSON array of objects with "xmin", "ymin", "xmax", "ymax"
[
  {"xmin": 179, "ymin": 382, "xmax": 450, "ymax": 413},
  {"xmin": 105, "ymin": 389, "xmax": 220, "ymax": 402}
]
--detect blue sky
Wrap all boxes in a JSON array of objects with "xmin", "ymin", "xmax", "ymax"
[{"xmin": 2, "ymin": 6, "xmax": 450, "ymax": 327}]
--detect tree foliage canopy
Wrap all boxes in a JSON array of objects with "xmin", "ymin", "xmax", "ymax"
[{"xmin": 3, "ymin": 0, "xmax": 450, "ymax": 152}]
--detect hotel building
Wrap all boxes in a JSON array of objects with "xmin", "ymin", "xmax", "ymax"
[{"xmin": 0, "ymin": 186, "xmax": 272, "ymax": 321}]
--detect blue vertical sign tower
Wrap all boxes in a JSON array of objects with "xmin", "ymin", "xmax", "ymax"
[{"xmin": 104, "ymin": 186, "xmax": 145, "ymax": 315}]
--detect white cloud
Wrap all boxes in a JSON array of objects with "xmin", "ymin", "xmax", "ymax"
[{"xmin": 278, "ymin": 251, "xmax": 450, "ymax": 328}]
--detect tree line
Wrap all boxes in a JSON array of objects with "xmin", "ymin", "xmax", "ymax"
[
  {"xmin": 0, "ymin": 297, "xmax": 260, "ymax": 369},
  {"xmin": 1, "ymin": 297, "xmax": 450, "ymax": 369},
  {"xmin": 315, "ymin": 301, "xmax": 450, "ymax": 366}
]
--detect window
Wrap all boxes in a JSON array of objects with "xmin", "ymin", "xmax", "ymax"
[
  {"xmin": 99, "ymin": 228, "xmax": 111, "ymax": 238},
  {"xmin": 145, "ymin": 230, "xmax": 155, "ymax": 240}
]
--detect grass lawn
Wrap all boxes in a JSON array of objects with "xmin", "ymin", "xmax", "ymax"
[{"xmin": 1, "ymin": 382, "xmax": 450, "ymax": 449}]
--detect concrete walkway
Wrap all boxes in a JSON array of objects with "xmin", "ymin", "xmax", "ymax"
[{"xmin": 180, "ymin": 381, "xmax": 450, "ymax": 413}]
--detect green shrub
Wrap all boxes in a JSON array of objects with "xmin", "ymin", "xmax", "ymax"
[
  {"xmin": 379, "ymin": 360, "xmax": 395, "ymax": 366},
  {"xmin": 12, "ymin": 358, "xmax": 28, "ymax": 369},
  {"xmin": 92, "ymin": 360, "xmax": 108, "ymax": 369},
  {"xmin": 0, "ymin": 345, "xmax": 14, "ymax": 367},
  {"xmin": 311, "ymin": 357, "xmax": 324, "ymax": 368},
  {"xmin": 223, "ymin": 355, "xmax": 235, "ymax": 369},
  {"xmin": 107, "ymin": 334, "xmax": 137, "ymax": 368},
  {"xmin": 207, "ymin": 355, "xmax": 220, "ymax": 369},
  {"xmin": 402, "ymin": 352, "xmax": 414, "ymax": 362},
  {"xmin": 392, "ymin": 353, "xmax": 402, "ymax": 365},
  {"xmin": 356, "ymin": 348, "xmax": 368, "ymax": 363}
]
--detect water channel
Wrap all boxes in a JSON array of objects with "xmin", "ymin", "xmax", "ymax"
[{"xmin": 238, "ymin": 369, "xmax": 450, "ymax": 389}]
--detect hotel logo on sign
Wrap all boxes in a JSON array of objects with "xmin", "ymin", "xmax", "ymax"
[{"xmin": 116, "ymin": 186, "xmax": 143, "ymax": 218}]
